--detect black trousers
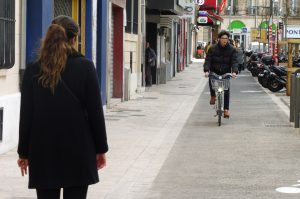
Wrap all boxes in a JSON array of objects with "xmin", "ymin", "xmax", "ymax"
[
  {"xmin": 209, "ymin": 78, "xmax": 230, "ymax": 110},
  {"xmin": 36, "ymin": 186, "xmax": 88, "ymax": 199},
  {"xmin": 145, "ymin": 65, "xmax": 152, "ymax": 86}
]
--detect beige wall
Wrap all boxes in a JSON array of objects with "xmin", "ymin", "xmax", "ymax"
[
  {"xmin": 0, "ymin": 0, "xmax": 22, "ymax": 97},
  {"xmin": 124, "ymin": 33, "xmax": 140, "ymax": 98},
  {"xmin": 0, "ymin": 0, "xmax": 22, "ymax": 154},
  {"xmin": 124, "ymin": 34, "xmax": 138, "ymax": 73}
]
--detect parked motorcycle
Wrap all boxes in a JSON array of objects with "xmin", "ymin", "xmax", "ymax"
[{"xmin": 257, "ymin": 55, "xmax": 287, "ymax": 92}]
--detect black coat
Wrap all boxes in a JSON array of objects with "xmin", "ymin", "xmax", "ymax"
[
  {"xmin": 204, "ymin": 43, "xmax": 239, "ymax": 74},
  {"xmin": 145, "ymin": 47, "xmax": 156, "ymax": 67},
  {"xmin": 18, "ymin": 52, "xmax": 108, "ymax": 189}
]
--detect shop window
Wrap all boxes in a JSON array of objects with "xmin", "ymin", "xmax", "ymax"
[
  {"xmin": 125, "ymin": 0, "xmax": 138, "ymax": 34},
  {"xmin": 0, "ymin": 0, "xmax": 15, "ymax": 69}
]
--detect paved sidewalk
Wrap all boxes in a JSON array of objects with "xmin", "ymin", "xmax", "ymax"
[{"xmin": 0, "ymin": 60, "xmax": 207, "ymax": 199}]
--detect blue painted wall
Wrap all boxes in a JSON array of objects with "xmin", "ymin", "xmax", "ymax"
[
  {"xmin": 97, "ymin": 0, "xmax": 108, "ymax": 105},
  {"xmin": 26, "ymin": 0, "xmax": 53, "ymax": 64}
]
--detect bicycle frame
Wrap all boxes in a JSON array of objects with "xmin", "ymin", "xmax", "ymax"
[{"xmin": 209, "ymin": 73, "xmax": 232, "ymax": 126}]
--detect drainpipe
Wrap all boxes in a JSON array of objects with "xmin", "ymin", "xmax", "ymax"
[{"xmin": 19, "ymin": 0, "xmax": 27, "ymax": 90}]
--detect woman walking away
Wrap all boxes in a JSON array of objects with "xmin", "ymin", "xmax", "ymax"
[{"xmin": 17, "ymin": 15, "xmax": 108, "ymax": 199}]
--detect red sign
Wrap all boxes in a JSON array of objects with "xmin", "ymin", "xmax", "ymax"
[{"xmin": 199, "ymin": 0, "xmax": 217, "ymax": 10}]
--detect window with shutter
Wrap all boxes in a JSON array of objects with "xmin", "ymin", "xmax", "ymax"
[{"xmin": 0, "ymin": 0, "xmax": 15, "ymax": 69}]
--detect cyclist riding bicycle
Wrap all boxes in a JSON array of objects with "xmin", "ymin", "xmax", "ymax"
[{"xmin": 204, "ymin": 30, "xmax": 238, "ymax": 118}]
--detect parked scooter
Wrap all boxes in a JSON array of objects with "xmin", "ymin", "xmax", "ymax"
[
  {"xmin": 248, "ymin": 53, "xmax": 260, "ymax": 77},
  {"xmin": 268, "ymin": 64, "xmax": 287, "ymax": 92},
  {"xmin": 257, "ymin": 55, "xmax": 287, "ymax": 92}
]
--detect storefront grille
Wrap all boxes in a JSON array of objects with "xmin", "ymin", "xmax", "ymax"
[{"xmin": 54, "ymin": 0, "xmax": 72, "ymax": 17}]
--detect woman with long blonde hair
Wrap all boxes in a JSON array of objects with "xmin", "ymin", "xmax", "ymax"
[{"xmin": 17, "ymin": 15, "xmax": 108, "ymax": 199}]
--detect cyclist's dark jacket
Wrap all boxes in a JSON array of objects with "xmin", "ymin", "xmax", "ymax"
[{"xmin": 204, "ymin": 43, "xmax": 238, "ymax": 75}]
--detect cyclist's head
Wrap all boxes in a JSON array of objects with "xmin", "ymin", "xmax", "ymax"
[
  {"xmin": 218, "ymin": 30, "xmax": 230, "ymax": 47},
  {"xmin": 218, "ymin": 30, "xmax": 230, "ymax": 39}
]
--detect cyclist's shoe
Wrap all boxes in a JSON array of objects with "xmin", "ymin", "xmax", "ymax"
[
  {"xmin": 224, "ymin": 109, "xmax": 230, "ymax": 118},
  {"xmin": 210, "ymin": 96, "xmax": 216, "ymax": 105}
]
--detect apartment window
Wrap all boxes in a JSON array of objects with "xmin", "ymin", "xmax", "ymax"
[
  {"xmin": 125, "ymin": 0, "xmax": 138, "ymax": 34},
  {"xmin": 0, "ymin": 108, "xmax": 3, "ymax": 142},
  {"xmin": 226, "ymin": 0, "xmax": 238, "ymax": 15},
  {"xmin": 0, "ymin": 0, "xmax": 15, "ymax": 69}
]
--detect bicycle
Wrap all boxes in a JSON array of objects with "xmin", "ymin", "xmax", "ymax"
[{"xmin": 209, "ymin": 72, "xmax": 232, "ymax": 126}]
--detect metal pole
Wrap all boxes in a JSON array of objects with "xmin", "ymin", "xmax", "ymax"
[
  {"xmin": 254, "ymin": 0, "xmax": 257, "ymax": 28},
  {"xmin": 294, "ymin": 73, "xmax": 300, "ymax": 128},
  {"xmin": 290, "ymin": 74, "xmax": 295, "ymax": 122},
  {"xmin": 140, "ymin": 0, "xmax": 146, "ymax": 88},
  {"xmin": 229, "ymin": 0, "xmax": 234, "ymax": 31}
]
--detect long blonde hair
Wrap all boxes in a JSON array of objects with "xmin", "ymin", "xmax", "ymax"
[{"xmin": 38, "ymin": 15, "xmax": 79, "ymax": 94}]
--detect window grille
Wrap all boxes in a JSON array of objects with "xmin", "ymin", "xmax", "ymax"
[
  {"xmin": 54, "ymin": 0, "xmax": 72, "ymax": 17},
  {"xmin": 133, "ymin": 0, "xmax": 138, "ymax": 34},
  {"xmin": 0, "ymin": 0, "xmax": 15, "ymax": 69},
  {"xmin": 125, "ymin": 0, "xmax": 138, "ymax": 34}
]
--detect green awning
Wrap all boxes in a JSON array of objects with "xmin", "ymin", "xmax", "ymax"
[
  {"xmin": 228, "ymin": 20, "xmax": 246, "ymax": 30},
  {"xmin": 259, "ymin": 21, "xmax": 276, "ymax": 30}
]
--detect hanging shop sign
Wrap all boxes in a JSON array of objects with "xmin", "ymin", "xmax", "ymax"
[
  {"xmin": 197, "ymin": 17, "xmax": 208, "ymax": 24},
  {"xmin": 199, "ymin": 0, "xmax": 217, "ymax": 10},
  {"xmin": 199, "ymin": 11, "xmax": 208, "ymax": 16},
  {"xmin": 194, "ymin": 0, "xmax": 205, "ymax": 5}
]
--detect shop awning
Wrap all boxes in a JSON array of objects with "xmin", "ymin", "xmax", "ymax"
[
  {"xmin": 228, "ymin": 20, "xmax": 246, "ymax": 30},
  {"xmin": 206, "ymin": 10, "xmax": 223, "ymax": 22},
  {"xmin": 259, "ymin": 21, "xmax": 276, "ymax": 30}
]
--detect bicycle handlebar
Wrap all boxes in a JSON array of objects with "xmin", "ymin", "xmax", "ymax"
[{"xmin": 209, "ymin": 72, "xmax": 233, "ymax": 79}]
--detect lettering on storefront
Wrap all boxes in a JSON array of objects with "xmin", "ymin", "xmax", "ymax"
[{"xmin": 287, "ymin": 26, "xmax": 300, "ymax": 39}]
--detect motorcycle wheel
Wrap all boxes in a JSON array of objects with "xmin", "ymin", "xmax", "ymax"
[
  {"xmin": 268, "ymin": 79, "xmax": 284, "ymax": 92},
  {"xmin": 258, "ymin": 76, "xmax": 263, "ymax": 84},
  {"xmin": 261, "ymin": 78, "xmax": 269, "ymax": 88}
]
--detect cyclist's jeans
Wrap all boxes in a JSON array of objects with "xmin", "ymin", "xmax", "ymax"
[{"xmin": 209, "ymin": 79, "xmax": 230, "ymax": 110}]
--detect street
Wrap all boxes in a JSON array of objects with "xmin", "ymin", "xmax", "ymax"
[{"xmin": 1, "ymin": 60, "xmax": 300, "ymax": 199}]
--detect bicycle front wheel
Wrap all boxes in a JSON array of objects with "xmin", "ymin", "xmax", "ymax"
[{"xmin": 218, "ymin": 95, "xmax": 222, "ymax": 126}]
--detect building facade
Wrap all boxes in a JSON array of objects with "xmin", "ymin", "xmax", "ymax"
[
  {"xmin": 0, "ymin": 0, "xmax": 23, "ymax": 154},
  {"xmin": 219, "ymin": 0, "xmax": 298, "ymax": 51}
]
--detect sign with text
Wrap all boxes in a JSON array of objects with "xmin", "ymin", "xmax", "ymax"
[
  {"xmin": 194, "ymin": 0, "xmax": 205, "ymax": 5},
  {"xmin": 198, "ymin": 11, "xmax": 208, "ymax": 16},
  {"xmin": 287, "ymin": 26, "xmax": 300, "ymax": 38},
  {"xmin": 179, "ymin": 0, "xmax": 194, "ymax": 7},
  {"xmin": 197, "ymin": 17, "xmax": 208, "ymax": 24},
  {"xmin": 179, "ymin": 0, "xmax": 195, "ymax": 18}
]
